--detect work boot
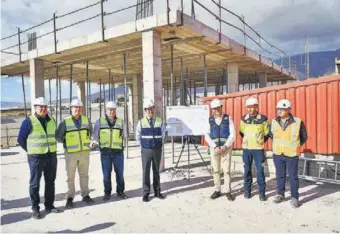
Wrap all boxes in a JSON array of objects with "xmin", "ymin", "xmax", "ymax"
[
  {"xmin": 65, "ymin": 198, "xmax": 74, "ymax": 209},
  {"xmin": 155, "ymin": 192, "xmax": 165, "ymax": 199},
  {"xmin": 45, "ymin": 206, "xmax": 61, "ymax": 213},
  {"xmin": 244, "ymin": 192, "xmax": 251, "ymax": 199},
  {"xmin": 82, "ymin": 195, "xmax": 94, "ymax": 204},
  {"xmin": 32, "ymin": 210, "xmax": 41, "ymax": 220},
  {"xmin": 273, "ymin": 194, "xmax": 285, "ymax": 204},
  {"xmin": 143, "ymin": 194, "xmax": 149, "ymax": 202},
  {"xmin": 226, "ymin": 193, "xmax": 235, "ymax": 201},
  {"xmin": 117, "ymin": 192, "xmax": 129, "ymax": 199},
  {"xmin": 259, "ymin": 194, "xmax": 267, "ymax": 201},
  {"xmin": 291, "ymin": 198, "xmax": 300, "ymax": 208},
  {"xmin": 103, "ymin": 194, "xmax": 111, "ymax": 201},
  {"xmin": 210, "ymin": 191, "xmax": 222, "ymax": 200}
]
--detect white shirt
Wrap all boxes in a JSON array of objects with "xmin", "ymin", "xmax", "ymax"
[
  {"xmin": 204, "ymin": 114, "xmax": 236, "ymax": 148},
  {"xmin": 135, "ymin": 116, "xmax": 166, "ymax": 145}
]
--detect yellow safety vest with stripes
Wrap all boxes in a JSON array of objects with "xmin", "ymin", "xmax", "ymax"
[
  {"xmin": 271, "ymin": 117, "xmax": 301, "ymax": 157},
  {"xmin": 27, "ymin": 115, "xmax": 57, "ymax": 155},
  {"xmin": 65, "ymin": 115, "xmax": 90, "ymax": 153},
  {"xmin": 99, "ymin": 117, "xmax": 123, "ymax": 150},
  {"xmin": 240, "ymin": 114, "xmax": 269, "ymax": 150}
]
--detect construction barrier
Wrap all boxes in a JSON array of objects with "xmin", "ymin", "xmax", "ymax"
[{"xmin": 201, "ymin": 75, "xmax": 340, "ymax": 155}]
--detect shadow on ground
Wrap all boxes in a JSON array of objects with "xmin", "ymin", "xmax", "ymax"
[
  {"xmin": 0, "ymin": 152, "xmax": 20, "ymax": 157},
  {"xmin": 48, "ymin": 222, "xmax": 115, "ymax": 233}
]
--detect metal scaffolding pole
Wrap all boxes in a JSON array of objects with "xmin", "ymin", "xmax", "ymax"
[
  {"xmin": 99, "ymin": 79, "xmax": 102, "ymax": 118},
  {"xmin": 48, "ymin": 78, "xmax": 52, "ymax": 116},
  {"xmin": 55, "ymin": 69, "xmax": 59, "ymax": 125},
  {"xmin": 123, "ymin": 54, "xmax": 129, "ymax": 159},
  {"xmin": 203, "ymin": 55, "xmax": 207, "ymax": 97},
  {"xmin": 108, "ymin": 70, "xmax": 111, "ymax": 101},
  {"xmin": 180, "ymin": 58, "xmax": 184, "ymax": 105},
  {"xmin": 194, "ymin": 81, "xmax": 196, "ymax": 104},
  {"xmin": 21, "ymin": 74, "xmax": 27, "ymax": 118},
  {"xmin": 59, "ymin": 73, "xmax": 62, "ymax": 122},
  {"xmin": 89, "ymin": 81, "xmax": 92, "ymax": 120},
  {"xmin": 103, "ymin": 82, "xmax": 106, "ymax": 110},
  {"xmin": 170, "ymin": 44, "xmax": 174, "ymax": 105},
  {"xmin": 69, "ymin": 64, "xmax": 73, "ymax": 115},
  {"xmin": 86, "ymin": 61, "xmax": 89, "ymax": 116},
  {"xmin": 113, "ymin": 81, "xmax": 116, "ymax": 102}
]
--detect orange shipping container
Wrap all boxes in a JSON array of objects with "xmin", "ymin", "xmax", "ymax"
[{"xmin": 201, "ymin": 75, "xmax": 340, "ymax": 155}]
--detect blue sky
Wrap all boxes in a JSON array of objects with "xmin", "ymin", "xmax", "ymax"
[{"xmin": 1, "ymin": 0, "xmax": 339, "ymax": 103}]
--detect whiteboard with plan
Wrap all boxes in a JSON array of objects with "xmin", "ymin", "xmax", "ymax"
[{"xmin": 166, "ymin": 105, "xmax": 210, "ymax": 136}]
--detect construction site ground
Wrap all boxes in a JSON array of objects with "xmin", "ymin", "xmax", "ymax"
[{"xmin": 1, "ymin": 142, "xmax": 340, "ymax": 233}]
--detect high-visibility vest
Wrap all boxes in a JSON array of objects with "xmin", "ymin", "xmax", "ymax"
[
  {"xmin": 209, "ymin": 114, "xmax": 230, "ymax": 147},
  {"xmin": 99, "ymin": 117, "xmax": 123, "ymax": 150},
  {"xmin": 65, "ymin": 115, "xmax": 90, "ymax": 153},
  {"xmin": 27, "ymin": 115, "xmax": 57, "ymax": 155},
  {"xmin": 140, "ymin": 117, "xmax": 163, "ymax": 149},
  {"xmin": 240, "ymin": 114, "xmax": 269, "ymax": 150},
  {"xmin": 271, "ymin": 117, "xmax": 301, "ymax": 157}
]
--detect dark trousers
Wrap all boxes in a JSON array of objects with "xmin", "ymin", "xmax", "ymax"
[
  {"xmin": 141, "ymin": 148, "xmax": 161, "ymax": 195},
  {"xmin": 242, "ymin": 149, "xmax": 266, "ymax": 195},
  {"xmin": 100, "ymin": 151, "xmax": 125, "ymax": 195},
  {"xmin": 273, "ymin": 154, "xmax": 299, "ymax": 199},
  {"xmin": 28, "ymin": 155, "xmax": 57, "ymax": 211}
]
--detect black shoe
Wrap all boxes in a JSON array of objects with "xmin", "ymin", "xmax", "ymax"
[
  {"xmin": 65, "ymin": 198, "xmax": 74, "ymax": 209},
  {"xmin": 226, "ymin": 193, "xmax": 235, "ymax": 201},
  {"xmin": 45, "ymin": 206, "xmax": 61, "ymax": 213},
  {"xmin": 244, "ymin": 193, "xmax": 251, "ymax": 199},
  {"xmin": 103, "ymin": 194, "xmax": 111, "ymax": 201},
  {"xmin": 210, "ymin": 191, "xmax": 222, "ymax": 200},
  {"xmin": 82, "ymin": 195, "xmax": 94, "ymax": 204},
  {"xmin": 117, "ymin": 192, "xmax": 129, "ymax": 199},
  {"xmin": 259, "ymin": 194, "xmax": 267, "ymax": 201},
  {"xmin": 155, "ymin": 192, "xmax": 165, "ymax": 199},
  {"xmin": 32, "ymin": 210, "xmax": 41, "ymax": 219},
  {"xmin": 143, "ymin": 194, "xmax": 149, "ymax": 202}
]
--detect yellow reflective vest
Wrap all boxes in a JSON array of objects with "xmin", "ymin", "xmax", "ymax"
[
  {"xmin": 240, "ymin": 114, "xmax": 269, "ymax": 150},
  {"xmin": 99, "ymin": 117, "xmax": 123, "ymax": 150},
  {"xmin": 271, "ymin": 117, "xmax": 301, "ymax": 157},
  {"xmin": 27, "ymin": 115, "xmax": 57, "ymax": 155},
  {"xmin": 64, "ymin": 115, "xmax": 90, "ymax": 153}
]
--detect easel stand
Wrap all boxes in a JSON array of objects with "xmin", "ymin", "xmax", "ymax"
[{"xmin": 173, "ymin": 135, "xmax": 206, "ymax": 182}]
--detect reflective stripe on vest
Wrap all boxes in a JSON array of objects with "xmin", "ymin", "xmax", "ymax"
[
  {"xmin": 271, "ymin": 117, "xmax": 301, "ymax": 157},
  {"xmin": 65, "ymin": 115, "xmax": 90, "ymax": 153},
  {"xmin": 27, "ymin": 115, "xmax": 57, "ymax": 155},
  {"xmin": 209, "ymin": 114, "xmax": 230, "ymax": 147},
  {"xmin": 140, "ymin": 117, "xmax": 163, "ymax": 149},
  {"xmin": 99, "ymin": 117, "xmax": 123, "ymax": 150}
]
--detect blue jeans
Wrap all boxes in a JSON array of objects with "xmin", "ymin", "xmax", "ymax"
[
  {"xmin": 100, "ymin": 151, "xmax": 125, "ymax": 195},
  {"xmin": 242, "ymin": 149, "xmax": 266, "ymax": 195},
  {"xmin": 273, "ymin": 154, "xmax": 299, "ymax": 199},
  {"xmin": 28, "ymin": 155, "xmax": 57, "ymax": 211}
]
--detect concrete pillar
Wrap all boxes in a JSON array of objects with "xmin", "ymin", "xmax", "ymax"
[
  {"xmin": 76, "ymin": 81, "xmax": 86, "ymax": 115},
  {"xmin": 132, "ymin": 75, "xmax": 143, "ymax": 132},
  {"xmin": 215, "ymin": 83, "xmax": 221, "ymax": 95},
  {"xmin": 142, "ymin": 29, "xmax": 163, "ymax": 170},
  {"xmin": 142, "ymin": 30, "xmax": 163, "ymax": 116},
  {"xmin": 128, "ymin": 85, "xmax": 134, "ymax": 133},
  {"xmin": 259, "ymin": 73, "xmax": 268, "ymax": 88},
  {"xmin": 227, "ymin": 63, "xmax": 239, "ymax": 93},
  {"xmin": 30, "ymin": 59, "xmax": 45, "ymax": 112}
]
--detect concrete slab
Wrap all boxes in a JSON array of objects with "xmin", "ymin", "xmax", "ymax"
[{"xmin": 1, "ymin": 143, "xmax": 340, "ymax": 232}]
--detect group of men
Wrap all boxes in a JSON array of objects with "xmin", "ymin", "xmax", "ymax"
[
  {"xmin": 205, "ymin": 97, "xmax": 307, "ymax": 208},
  {"xmin": 18, "ymin": 97, "xmax": 164, "ymax": 219},
  {"xmin": 18, "ymin": 94, "xmax": 307, "ymax": 220}
]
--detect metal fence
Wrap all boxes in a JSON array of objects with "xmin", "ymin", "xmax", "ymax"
[{"xmin": 1, "ymin": 0, "xmax": 295, "ymax": 74}]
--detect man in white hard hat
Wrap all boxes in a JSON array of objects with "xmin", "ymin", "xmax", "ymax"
[
  {"xmin": 17, "ymin": 97, "xmax": 60, "ymax": 219},
  {"xmin": 135, "ymin": 99, "xmax": 165, "ymax": 202},
  {"xmin": 239, "ymin": 97, "xmax": 270, "ymax": 201},
  {"xmin": 205, "ymin": 99, "xmax": 236, "ymax": 201},
  {"xmin": 270, "ymin": 99, "xmax": 307, "ymax": 208},
  {"xmin": 56, "ymin": 98, "xmax": 94, "ymax": 208},
  {"xmin": 93, "ymin": 101, "xmax": 128, "ymax": 201}
]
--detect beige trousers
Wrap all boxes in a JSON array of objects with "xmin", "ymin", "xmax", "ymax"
[
  {"xmin": 210, "ymin": 147, "xmax": 232, "ymax": 193},
  {"xmin": 65, "ymin": 150, "xmax": 90, "ymax": 198}
]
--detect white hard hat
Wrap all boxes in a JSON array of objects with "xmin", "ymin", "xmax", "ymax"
[
  {"xmin": 106, "ymin": 101, "xmax": 117, "ymax": 109},
  {"xmin": 210, "ymin": 99, "xmax": 222, "ymax": 109},
  {"xmin": 33, "ymin": 97, "xmax": 47, "ymax": 106},
  {"xmin": 143, "ymin": 99, "xmax": 155, "ymax": 109},
  {"xmin": 245, "ymin": 97, "xmax": 259, "ymax": 106},
  {"xmin": 70, "ymin": 98, "xmax": 84, "ymax": 107},
  {"xmin": 276, "ymin": 99, "xmax": 292, "ymax": 109}
]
